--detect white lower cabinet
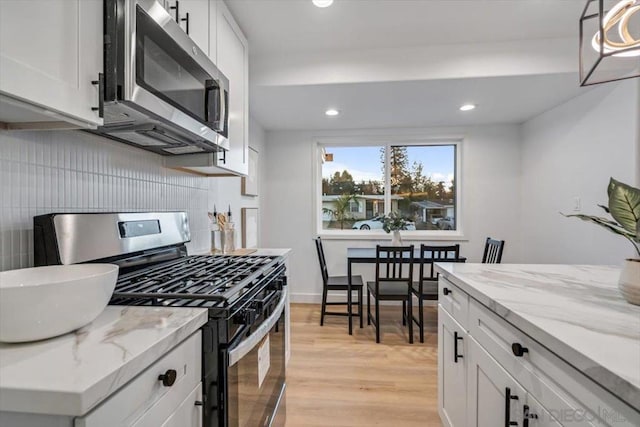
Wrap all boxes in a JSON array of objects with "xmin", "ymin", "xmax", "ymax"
[
  {"xmin": 438, "ymin": 306, "xmax": 467, "ymax": 427},
  {"xmin": 0, "ymin": 331, "xmax": 203, "ymax": 427},
  {"xmin": 438, "ymin": 279, "xmax": 639, "ymax": 427},
  {"xmin": 76, "ymin": 331, "xmax": 202, "ymax": 427}
]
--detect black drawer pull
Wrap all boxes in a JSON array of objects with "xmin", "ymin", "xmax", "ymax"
[
  {"xmin": 505, "ymin": 387, "xmax": 519, "ymax": 426},
  {"xmin": 443, "ymin": 287, "xmax": 452, "ymax": 295},
  {"xmin": 454, "ymin": 331, "xmax": 464, "ymax": 363},
  {"xmin": 158, "ymin": 369, "xmax": 177, "ymax": 387},
  {"xmin": 194, "ymin": 400, "xmax": 204, "ymax": 406},
  {"xmin": 512, "ymin": 343, "xmax": 529, "ymax": 357},
  {"xmin": 523, "ymin": 405, "xmax": 538, "ymax": 427}
]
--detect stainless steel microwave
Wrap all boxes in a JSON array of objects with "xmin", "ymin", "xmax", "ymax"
[{"xmin": 93, "ymin": 0, "xmax": 229, "ymax": 156}]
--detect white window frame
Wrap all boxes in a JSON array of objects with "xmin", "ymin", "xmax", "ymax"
[{"xmin": 315, "ymin": 136, "xmax": 464, "ymax": 240}]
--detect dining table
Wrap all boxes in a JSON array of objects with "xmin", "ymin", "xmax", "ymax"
[{"xmin": 345, "ymin": 247, "xmax": 467, "ymax": 335}]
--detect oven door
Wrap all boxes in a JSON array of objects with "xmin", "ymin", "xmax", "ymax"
[
  {"xmin": 227, "ymin": 288, "xmax": 287, "ymax": 427},
  {"xmin": 120, "ymin": 0, "xmax": 229, "ymax": 147}
]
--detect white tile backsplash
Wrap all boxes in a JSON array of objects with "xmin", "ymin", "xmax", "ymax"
[{"xmin": 0, "ymin": 129, "xmax": 213, "ymax": 271}]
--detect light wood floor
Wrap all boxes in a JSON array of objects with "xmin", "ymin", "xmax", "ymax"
[{"xmin": 285, "ymin": 303, "xmax": 442, "ymax": 427}]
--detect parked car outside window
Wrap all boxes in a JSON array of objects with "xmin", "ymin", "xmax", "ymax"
[
  {"xmin": 436, "ymin": 216, "xmax": 455, "ymax": 230},
  {"xmin": 352, "ymin": 216, "xmax": 417, "ymax": 231}
]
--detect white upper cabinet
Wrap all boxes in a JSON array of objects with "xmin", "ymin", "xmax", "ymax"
[
  {"xmin": 166, "ymin": 0, "xmax": 248, "ymax": 176},
  {"xmin": 215, "ymin": 0, "xmax": 249, "ymax": 176},
  {"xmin": 161, "ymin": 0, "xmax": 210, "ymax": 55},
  {"xmin": 0, "ymin": 0, "xmax": 103, "ymax": 128}
]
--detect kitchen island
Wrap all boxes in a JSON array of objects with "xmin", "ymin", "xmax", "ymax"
[
  {"xmin": 435, "ymin": 263, "xmax": 640, "ymax": 426},
  {"xmin": 0, "ymin": 306, "xmax": 208, "ymax": 426}
]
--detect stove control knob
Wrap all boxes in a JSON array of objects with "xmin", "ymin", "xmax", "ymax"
[
  {"xmin": 158, "ymin": 369, "xmax": 177, "ymax": 387},
  {"xmin": 250, "ymin": 300, "xmax": 264, "ymax": 313},
  {"xmin": 234, "ymin": 308, "xmax": 256, "ymax": 325}
]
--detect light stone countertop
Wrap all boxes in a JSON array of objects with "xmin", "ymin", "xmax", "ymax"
[
  {"xmin": 434, "ymin": 263, "xmax": 640, "ymax": 410},
  {"xmin": 0, "ymin": 306, "xmax": 208, "ymax": 416}
]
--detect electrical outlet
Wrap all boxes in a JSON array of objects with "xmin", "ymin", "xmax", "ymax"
[{"xmin": 573, "ymin": 197, "xmax": 581, "ymax": 212}]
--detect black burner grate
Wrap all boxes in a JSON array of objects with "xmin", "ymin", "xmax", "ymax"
[{"xmin": 111, "ymin": 255, "xmax": 280, "ymax": 305}]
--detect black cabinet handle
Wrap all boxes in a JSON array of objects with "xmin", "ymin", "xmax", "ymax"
[
  {"xmin": 169, "ymin": 1, "xmax": 180, "ymax": 22},
  {"xmin": 194, "ymin": 400, "xmax": 204, "ymax": 406},
  {"xmin": 158, "ymin": 369, "xmax": 177, "ymax": 387},
  {"xmin": 523, "ymin": 405, "xmax": 538, "ymax": 427},
  {"xmin": 453, "ymin": 331, "xmax": 464, "ymax": 363},
  {"xmin": 443, "ymin": 287, "xmax": 452, "ymax": 295},
  {"xmin": 512, "ymin": 343, "xmax": 529, "ymax": 357},
  {"xmin": 91, "ymin": 73, "xmax": 104, "ymax": 118},
  {"xmin": 181, "ymin": 12, "xmax": 190, "ymax": 34},
  {"xmin": 505, "ymin": 387, "xmax": 519, "ymax": 426}
]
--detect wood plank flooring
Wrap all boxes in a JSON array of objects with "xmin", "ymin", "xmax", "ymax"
[{"xmin": 285, "ymin": 303, "xmax": 442, "ymax": 427}]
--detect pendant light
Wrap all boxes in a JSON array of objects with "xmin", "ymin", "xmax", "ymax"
[{"xmin": 579, "ymin": 0, "xmax": 640, "ymax": 86}]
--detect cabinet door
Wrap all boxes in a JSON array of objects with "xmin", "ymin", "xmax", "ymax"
[
  {"xmin": 216, "ymin": 0, "xmax": 249, "ymax": 176},
  {"xmin": 160, "ymin": 383, "xmax": 203, "ymax": 427},
  {"xmin": 467, "ymin": 337, "xmax": 526, "ymax": 427},
  {"xmin": 178, "ymin": 0, "xmax": 210, "ymax": 55},
  {"xmin": 438, "ymin": 306, "xmax": 467, "ymax": 427},
  {"xmin": 524, "ymin": 393, "xmax": 563, "ymax": 427},
  {"xmin": 0, "ymin": 0, "xmax": 103, "ymax": 126}
]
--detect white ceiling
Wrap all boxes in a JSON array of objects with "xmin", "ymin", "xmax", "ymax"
[
  {"xmin": 227, "ymin": 0, "xmax": 585, "ymax": 55},
  {"xmin": 251, "ymin": 73, "xmax": 588, "ymax": 130},
  {"xmin": 226, "ymin": 0, "xmax": 591, "ymax": 131}
]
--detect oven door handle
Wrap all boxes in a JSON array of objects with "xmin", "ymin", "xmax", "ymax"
[{"xmin": 228, "ymin": 287, "xmax": 287, "ymax": 367}]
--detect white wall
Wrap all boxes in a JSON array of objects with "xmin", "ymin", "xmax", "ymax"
[
  {"xmin": 521, "ymin": 79, "xmax": 640, "ymax": 264},
  {"xmin": 0, "ymin": 130, "xmax": 212, "ymax": 271},
  {"xmin": 262, "ymin": 125, "xmax": 522, "ymax": 302},
  {"xmin": 209, "ymin": 116, "xmax": 265, "ymax": 249}
]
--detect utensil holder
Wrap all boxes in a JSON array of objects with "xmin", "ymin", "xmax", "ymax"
[
  {"xmin": 211, "ymin": 229, "xmax": 222, "ymax": 253},
  {"xmin": 221, "ymin": 228, "xmax": 235, "ymax": 254}
]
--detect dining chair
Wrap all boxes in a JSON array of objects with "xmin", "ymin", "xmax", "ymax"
[
  {"xmin": 367, "ymin": 245, "xmax": 414, "ymax": 344},
  {"xmin": 411, "ymin": 244, "xmax": 461, "ymax": 343},
  {"xmin": 314, "ymin": 237, "xmax": 364, "ymax": 328},
  {"xmin": 482, "ymin": 237, "xmax": 505, "ymax": 264}
]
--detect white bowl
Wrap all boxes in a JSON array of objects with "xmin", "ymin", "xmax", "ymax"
[{"xmin": 0, "ymin": 264, "xmax": 119, "ymax": 343}]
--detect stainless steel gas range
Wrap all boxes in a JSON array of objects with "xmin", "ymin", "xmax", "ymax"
[{"xmin": 33, "ymin": 212, "xmax": 287, "ymax": 427}]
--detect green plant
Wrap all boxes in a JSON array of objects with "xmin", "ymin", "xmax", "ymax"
[
  {"xmin": 322, "ymin": 194, "xmax": 356, "ymax": 230},
  {"xmin": 381, "ymin": 211, "xmax": 411, "ymax": 233},
  {"xmin": 564, "ymin": 178, "xmax": 640, "ymax": 257}
]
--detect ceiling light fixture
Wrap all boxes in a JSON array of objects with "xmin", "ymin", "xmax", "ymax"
[
  {"xmin": 312, "ymin": 0, "xmax": 334, "ymax": 8},
  {"xmin": 579, "ymin": 0, "xmax": 640, "ymax": 86},
  {"xmin": 459, "ymin": 104, "xmax": 476, "ymax": 111},
  {"xmin": 325, "ymin": 109, "xmax": 340, "ymax": 116}
]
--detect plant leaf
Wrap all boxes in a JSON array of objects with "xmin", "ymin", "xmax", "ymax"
[
  {"xmin": 608, "ymin": 178, "xmax": 640, "ymax": 234},
  {"xmin": 563, "ymin": 213, "xmax": 637, "ymax": 240}
]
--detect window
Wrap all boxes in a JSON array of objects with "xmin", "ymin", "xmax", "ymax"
[{"xmin": 319, "ymin": 142, "xmax": 459, "ymax": 234}]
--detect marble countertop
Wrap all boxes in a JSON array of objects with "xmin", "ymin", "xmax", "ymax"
[
  {"xmin": 434, "ymin": 263, "xmax": 640, "ymax": 409},
  {"xmin": 0, "ymin": 306, "xmax": 208, "ymax": 416}
]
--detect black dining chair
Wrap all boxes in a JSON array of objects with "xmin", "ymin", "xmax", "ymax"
[
  {"xmin": 482, "ymin": 237, "xmax": 505, "ymax": 264},
  {"xmin": 411, "ymin": 244, "xmax": 461, "ymax": 343},
  {"xmin": 314, "ymin": 237, "xmax": 364, "ymax": 328},
  {"xmin": 367, "ymin": 245, "xmax": 414, "ymax": 344}
]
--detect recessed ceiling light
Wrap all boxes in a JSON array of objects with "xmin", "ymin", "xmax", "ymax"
[
  {"xmin": 313, "ymin": 0, "xmax": 333, "ymax": 7},
  {"xmin": 325, "ymin": 109, "xmax": 340, "ymax": 116},
  {"xmin": 459, "ymin": 104, "xmax": 476, "ymax": 111}
]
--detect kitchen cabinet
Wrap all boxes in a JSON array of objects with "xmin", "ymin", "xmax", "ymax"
[
  {"xmin": 0, "ymin": 0, "xmax": 103, "ymax": 129},
  {"xmin": 161, "ymin": 0, "xmax": 210, "ymax": 55},
  {"xmin": 437, "ymin": 307, "xmax": 467, "ymax": 427},
  {"xmin": 164, "ymin": 0, "xmax": 249, "ymax": 176},
  {"xmin": 0, "ymin": 307, "xmax": 207, "ymax": 427},
  {"xmin": 437, "ymin": 274, "xmax": 639, "ymax": 427}
]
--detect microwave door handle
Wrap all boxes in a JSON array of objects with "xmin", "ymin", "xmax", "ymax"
[
  {"xmin": 217, "ymin": 86, "xmax": 227, "ymax": 133},
  {"xmin": 204, "ymin": 79, "xmax": 216, "ymax": 124}
]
